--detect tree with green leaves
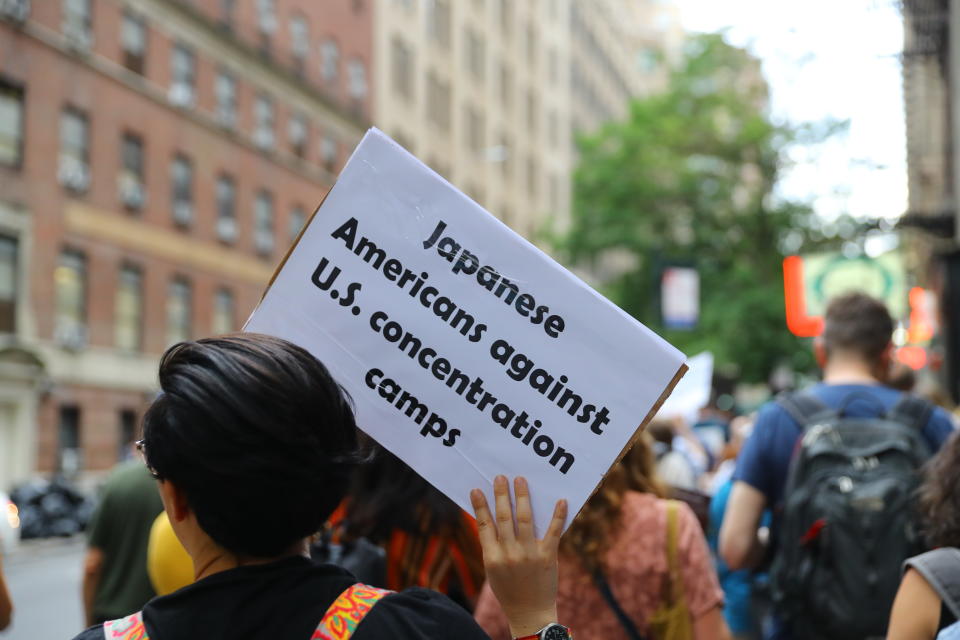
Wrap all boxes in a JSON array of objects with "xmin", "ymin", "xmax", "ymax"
[{"xmin": 559, "ymin": 33, "xmax": 847, "ymax": 384}]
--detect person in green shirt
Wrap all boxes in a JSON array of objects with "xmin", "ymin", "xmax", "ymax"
[{"xmin": 82, "ymin": 459, "xmax": 164, "ymax": 625}]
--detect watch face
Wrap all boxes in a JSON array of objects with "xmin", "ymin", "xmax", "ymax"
[{"xmin": 542, "ymin": 624, "xmax": 571, "ymax": 640}]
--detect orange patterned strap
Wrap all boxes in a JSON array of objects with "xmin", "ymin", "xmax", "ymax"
[
  {"xmin": 100, "ymin": 583, "xmax": 393, "ymax": 640},
  {"xmin": 312, "ymin": 583, "xmax": 394, "ymax": 640},
  {"xmin": 102, "ymin": 611, "xmax": 149, "ymax": 640}
]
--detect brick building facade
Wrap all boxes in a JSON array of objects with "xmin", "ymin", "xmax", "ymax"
[{"xmin": 0, "ymin": 0, "xmax": 370, "ymax": 491}]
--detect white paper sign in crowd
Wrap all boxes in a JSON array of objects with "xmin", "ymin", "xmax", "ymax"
[{"xmin": 246, "ymin": 129, "xmax": 686, "ymax": 534}]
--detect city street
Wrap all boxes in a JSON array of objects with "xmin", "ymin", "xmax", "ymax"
[{"xmin": 2, "ymin": 537, "xmax": 85, "ymax": 639}]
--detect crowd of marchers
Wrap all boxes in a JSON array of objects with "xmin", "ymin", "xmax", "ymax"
[{"xmin": 1, "ymin": 293, "xmax": 959, "ymax": 640}]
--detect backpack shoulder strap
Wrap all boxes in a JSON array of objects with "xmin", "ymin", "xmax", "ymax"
[
  {"xmin": 887, "ymin": 393, "xmax": 935, "ymax": 432},
  {"xmin": 312, "ymin": 583, "xmax": 394, "ymax": 640},
  {"xmin": 904, "ymin": 548, "xmax": 960, "ymax": 621},
  {"xmin": 775, "ymin": 391, "xmax": 834, "ymax": 431},
  {"xmin": 102, "ymin": 610, "xmax": 148, "ymax": 640}
]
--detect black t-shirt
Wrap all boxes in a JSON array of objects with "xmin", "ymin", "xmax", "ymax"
[{"xmin": 70, "ymin": 556, "xmax": 490, "ymax": 640}]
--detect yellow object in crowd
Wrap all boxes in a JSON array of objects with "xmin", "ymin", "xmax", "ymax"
[{"xmin": 147, "ymin": 512, "xmax": 194, "ymax": 595}]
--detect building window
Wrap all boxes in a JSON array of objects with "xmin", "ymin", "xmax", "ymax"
[
  {"xmin": 526, "ymin": 89, "xmax": 538, "ymax": 137},
  {"xmin": 289, "ymin": 205, "xmax": 306, "ymax": 243},
  {"xmin": 166, "ymin": 277, "xmax": 191, "ymax": 346},
  {"xmin": 220, "ymin": 0, "xmax": 235, "ymax": 31},
  {"xmin": 499, "ymin": 62, "xmax": 511, "ymax": 111},
  {"xmin": 288, "ymin": 112, "xmax": 308, "ymax": 158},
  {"xmin": 498, "ymin": 133, "xmax": 512, "ymax": 179},
  {"xmin": 290, "ymin": 15, "xmax": 309, "ymax": 75},
  {"xmin": 426, "ymin": 0, "xmax": 451, "ymax": 48},
  {"xmin": 121, "ymin": 12, "xmax": 147, "ymax": 75},
  {"xmin": 115, "ymin": 264, "xmax": 142, "ymax": 351},
  {"xmin": 212, "ymin": 288, "xmax": 234, "ymax": 334},
  {"xmin": 498, "ymin": 0, "xmax": 511, "ymax": 38},
  {"xmin": 63, "ymin": 0, "xmax": 92, "ymax": 50},
  {"xmin": 118, "ymin": 409, "xmax": 137, "ymax": 461},
  {"xmin": 526, "ymin": 154, "xmax": 538, "ymax": 199},
  {"xmin": 215, "ymin": 70, "xmax": 237, "ymax": 128},
  {"xmin": 0, "ymin": 82, "xmax": 24, "ymax": 168},
  {"xmin": 426, "ymin": 73, "xmax": 450, "ymax": 131},
  {"xmin": 465, "ymin": 106, "xmax": 484, "ymax": 152},
  {"xmin": 257, "ymin": 0, "xmax": 277, "ymax": 51},
  {"xmin": 321, "ymin": 39, "xmax": 339, "ymax": 86},
  {"xmin": 58, "ymin": 108, "xmax": 89, "ymax": 193},
  {"xmin": 119, "ymin": 132, "xmax": 145, "ymax": 211},
  {"xmin": 525, "ymin": 22, "xmax": 537, "ymax": 67},
  {"xmin": 254, "ymin": 93, "xmax": 275, "ymax": 150},
  {"xmin": 465, "ymin": 28, "xmax": 485, "ymax": 81},
  {"xmin": 216, "ymin": 174, "xmax": 237, "ymax": 244},
  {"xmin": 321, "ymin": 134, "xmax": 338, "ymax": 172},
  {"xmin": 548, "ymin": 173, "xmax": 559, "ymax": 212},
  {"xmin": 254, "ymin": 190, "xmax": 274, "ymax": 256},
  {"xmin": 169, "ymin": 43, "xmax": 196, "ymax": 107},
  {"xmin": 58, "ymin": 406, "xmax": 81, "ymax": 475},
  {"xmin": 0, "ymin": 236, "xmax": 17, "ymax": 334},
  {"xmin": 347, "ymin": 59, "xmax": 367, "ymax": 105},
  {"xmin": 548, "ymin": 48, "xmax": 559, "ymax": 85},
  {"xmin": 55, "ymin": 249, "xmax": 87, "ymax": 348},
  {"xmin": 391, "ymin": 37, "xmax": 413, "ymax": 101},
  {"xmin": 171, "ymin": 154, "xmax": 193, "ymax": 227}
]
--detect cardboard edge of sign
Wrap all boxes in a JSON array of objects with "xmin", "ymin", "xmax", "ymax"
[{"xmin": 567, "ymin": 362, "xmax": 688, "ymax": 525}]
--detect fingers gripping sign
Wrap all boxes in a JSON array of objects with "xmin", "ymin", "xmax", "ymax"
[{"xmin": 471, "ymin": 476, "xmax": 568, "ymax": 639}]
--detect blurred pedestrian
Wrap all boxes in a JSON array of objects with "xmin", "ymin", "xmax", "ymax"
[
  {"xmin": 474, "ymin": 433, "xmax": 728, "ymax": 640},
  {"xmin": 0, "ymin": 546, "xmax": 12, "ymax": 630},
  {"xmin": 720, "ymin": 293, "xmax": 955, "ymax": 639},
  {"xmin": 70, "ymin": 335, "xmax": 571, "ymax": 640},
  {"xmin": 82, "ymin": 452, "xmax": 163, "ymax": 626},
  {"xmin": 648, "ymin": 419, "xmax": 698, "ymax": 490},
  {"xmin": 338, "ymin": 445, "xmax": 485, "ymax": 611},
  {"xmin": 888, "ymin": 430, "xmax": 960, "ymax": 639}
]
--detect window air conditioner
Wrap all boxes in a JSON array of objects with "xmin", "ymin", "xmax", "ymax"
[
  {"xmin": 217, "ymin": 216, "xmax": 238, "ymax": 243},
  {"xmin": 0, "ymin": 0, "xmax": 29, "ymax": 23},
  {"xmin": 58, "ymin": 156, "xmax": 90, "ymax": 193},
  {"xmin": 118, "ymin": 175, "xmax": 146, "ymax": 210},
  {"xmin": 54, "ymin": 324, "xmax": 88, "ymax": 351},
  {"xmin": 173, "ymin": 201, "xmax": 193, "ymax": 226},
  {"xmin": 254, "ymin": 230, "xmax": 274, "ymax": 255},
  {"xmin": 168, "ymin": 83, "xmax": 195, "ymax": 108},
  {"xmin": 63, "ymin": 22, "xmax": 92, "ymax": 51}
]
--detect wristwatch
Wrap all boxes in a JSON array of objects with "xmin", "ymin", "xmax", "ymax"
[{"xmin": 514, "ymin": 623, "xmax": 573, "ymax": 640}]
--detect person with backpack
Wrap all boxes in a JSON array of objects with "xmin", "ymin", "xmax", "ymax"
[
  {"xmin": 68, "ymin": 335, "xmax": 571, "ymax": 640},
  {"xmin": 718, "ymin": 292, "xmax": 955, "ymax": 639},
  {"xmin": 888, "ymin": 430, "xmax": 960, "ymax": 639}
]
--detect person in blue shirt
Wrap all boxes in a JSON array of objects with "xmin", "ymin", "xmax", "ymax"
[{"xmin": 718, "ymin": 292, "xmax": 955, "ymax": 638}]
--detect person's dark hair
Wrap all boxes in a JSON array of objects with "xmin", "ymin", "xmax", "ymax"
[
  {"xmin": 919, "ymin": 430, "xmax": 960, "ymax": 548},
  {"xmin": 822, "ymin": 292, "xmax": 894, "ymax": 365},
  {"xmin": 344, "ymin": 444, "xmax": 462, "ymax": 543},
  {"xmin": 142, "ymin": 334, "xmax": 362, "ymax": 558}
]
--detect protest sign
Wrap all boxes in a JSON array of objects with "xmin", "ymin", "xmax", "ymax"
[
  {"xmin": 245, "ymin": 129, "xmax": 686, "ymax": 534},
  {"xmin": 658, "ymin": 351, "xmax": 713, "ymax": 425}
]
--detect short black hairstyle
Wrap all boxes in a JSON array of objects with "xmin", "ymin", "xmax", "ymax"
[
  {"xmin": 142, "ymin": 334, "xmax": 361, "ymax": 558},
  {"xmin": 822, "ymin": 292, "xmax": 894, "ymax": 365}
]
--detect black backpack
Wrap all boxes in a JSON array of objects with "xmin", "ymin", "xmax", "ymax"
[{"xmin": 770, "ymin": 391, "xmax": 934, "ymax": 639}]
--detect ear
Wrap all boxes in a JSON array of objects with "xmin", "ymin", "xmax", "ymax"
[
  {"xmin": 158, "ymin": 479, "xmax": 191, "ymax": 523},
  {"xmin": 878, "ymin": 342, "xmax": 895, "ymax": 380},
  {"xmin": 813, "ymin": 336, "xmax": 827, "ymax": 369}
]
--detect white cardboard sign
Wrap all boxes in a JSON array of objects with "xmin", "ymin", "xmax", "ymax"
[{"xmin": 245, "ymin": 129, "xmax": 686, "ymax": 534}]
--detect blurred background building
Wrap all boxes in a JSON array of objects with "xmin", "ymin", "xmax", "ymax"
[
  {"xmin": 0, "ymin": 0, "xmax": 683, "ymax": 492},
  {"xmin": 0, "ymin": 0, "xmax": 370, "ymax": 492},
  {"xmin": 373, "ymin": 0, "xmax": 681, "ymax": 238},
  {"xmin": 900, "ymin": 0, "xmax": 960, "ymax": 402}
]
